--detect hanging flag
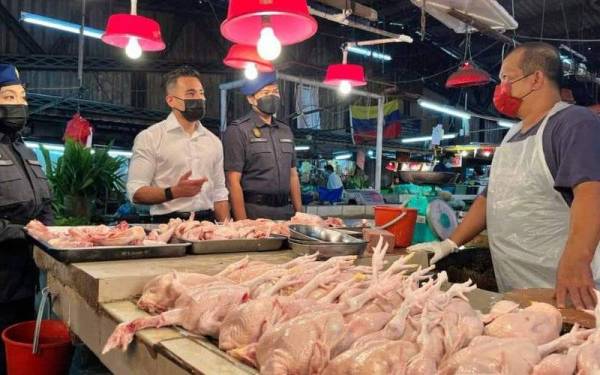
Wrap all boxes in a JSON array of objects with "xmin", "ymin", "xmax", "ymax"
[{"xmin": 350, "ymin": 100, "xmax": 414, "ymax": 144}]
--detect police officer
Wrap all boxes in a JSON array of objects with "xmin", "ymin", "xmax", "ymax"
[
  {"xmin": 223, "ymin": 72, "xmax": 302, "ymax": 220},
  {"xmin": 0, "ymin": 64, "xmax": 53, "ymax": 374}
]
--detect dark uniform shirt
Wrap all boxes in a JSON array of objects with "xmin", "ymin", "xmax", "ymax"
[
  {"xmin": 223, "ymin": 111, "xmax": 296, "ymax": 195},
  {"xmin": 0, "ymin": 133, "xmax": 53, "ymax": 303},
  {"xmin": 482, "ymin": 105, "xmax": 600, "ymax": 206}
]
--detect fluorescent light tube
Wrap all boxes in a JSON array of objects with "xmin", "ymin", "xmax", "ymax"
[
  {"xmin": 21, "ymin": 12, "xmax": 104, "ymax": 39},
  {"xmin": 347, "ymin": 46, "xmax": 392, "ymax": 61},
  {"xmin": 418, "ymin": 99, "xmax": 471, "ymax": 120},
  {"xmin": 334, "ymin": 153, "xmax": 353, "ymax": 160},
  {"xmin": 295, "ymin": 145, "xmax": 310, "ymax": 151},
  {"xmin": 401, "ymin": 134, "xmax": 457, "ymax": 144},
  {"xmin": 498, "ymin": 120, "xmax": 517, "ymax": 128}
]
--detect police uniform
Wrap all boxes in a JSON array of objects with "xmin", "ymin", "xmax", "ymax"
[
  {"xmin": 0, "ymin": 64, "xmax": 53, "ymax": 375},
  {"xmin": 223, "ymin": 74, "xmax": 296, "ymax": 220}
]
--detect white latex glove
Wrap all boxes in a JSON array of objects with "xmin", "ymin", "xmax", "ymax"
[{"xmin": 407, "ymin": 239, "xmax": 459, "ymax": 264}]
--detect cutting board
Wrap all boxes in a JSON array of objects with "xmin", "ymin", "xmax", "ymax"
[{"xmin": 503, "ymin": 288, "xmax": 596, "ymax": 329}]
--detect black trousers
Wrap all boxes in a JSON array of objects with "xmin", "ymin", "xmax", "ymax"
[
  {"xmin": 0, "ymin": 297, "xmax": 35, "ymax": 375},
  {"xmin": 245, "ymin": 203, "xmax": 294, "ymax": 221}
]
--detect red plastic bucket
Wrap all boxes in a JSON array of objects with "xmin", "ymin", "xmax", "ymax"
[
  {"xmin": 2, "ymin": 320, "xmax": 72, "ymax": 375},
  {"xmin": 374, "ymin": 206, "xmax": 418, "ymax": 248}
]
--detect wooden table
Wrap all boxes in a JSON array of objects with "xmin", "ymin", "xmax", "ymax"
[{"xmin": 34, "ymin": 247, "xmax": 499, "ymax": 375}]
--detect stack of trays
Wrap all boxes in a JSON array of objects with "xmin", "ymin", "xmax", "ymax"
[{"xmin": 288, "ymin": 224, "xmax": 367, "ymax": 259}]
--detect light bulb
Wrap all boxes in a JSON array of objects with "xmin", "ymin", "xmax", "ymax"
[
  {"xmin": 339, "ymin": 80, "xmax": 352, "ymax": 95},
  {"xmin": 461, "ymin": 151, "xmax": 469, "ymax": 157},
  {"xmin": 244, "ymin": 62, "xmax": 258, "ymax": 80},
  {"xmin": 125, "ymin": 37, "xmax": 142, "ymax": 59},
  {"xmin": 257, "ymin": 27, "xmax": 281, "ymax": 61}
]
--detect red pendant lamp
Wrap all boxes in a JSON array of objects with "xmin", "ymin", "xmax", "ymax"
[
  {"xmin": 324, "ymin": 47, "xmax": 367, "ymax": 95},
  {"xmin": 445, "ymin": 61, "xmax": 491, "ymax": 88},
  {"xmin": 102, "ymin": 0, "xmax": 165, "ymax": 59},
  {"xmin": 221, "ymin": 0, "xmax": 317, "ymax": 61},
  {"xmin": 224, "ymin": 44, "xmax": 274, "ymax": 80},
  {"xmin": 445, "ymin": 32, "xmax": 490, "ymax": 88},
  {"xmin": 221, "ymin": 0, "xmax": 317, "ymax": 45}
]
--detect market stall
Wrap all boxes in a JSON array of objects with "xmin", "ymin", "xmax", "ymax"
[{"xmin": 34, "ymin": 244, "xmax": 508, "ymax": 375}]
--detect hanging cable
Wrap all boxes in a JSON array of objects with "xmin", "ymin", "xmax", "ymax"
[
  {"xmin": 540, "ymin": 0, "xmax": 546, "ymax": 40},
  {"xmin": 396, "ymin": 40, "xmax": 500, "ymax": 84}
]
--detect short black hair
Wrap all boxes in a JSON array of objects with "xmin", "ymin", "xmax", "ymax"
[
  {"xmin": 325, "ymin": 165, "xmax": 334, "ymax": 172},
  {"xmin": 508, "ymin": 42, "xmax": 562, "ymax": 87},
  {"xmin": 163, "ymin": 66, "xmax": 202, "ymax": 93}
]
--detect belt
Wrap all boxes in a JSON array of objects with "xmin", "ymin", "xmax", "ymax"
[
  {"xmin": 244, "ymin": 192, "xmax": 290, "ymax": 207},
  {"xmin": 151, "ymin": 209, "xmax": 215, "ymax": 223}
]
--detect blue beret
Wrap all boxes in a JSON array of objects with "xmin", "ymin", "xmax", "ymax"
[
  {"xmin": 240, "ymin": 71, "xmax": 277, "ymax": 96},
  {"xmin": 0, "ymin": 64, "xmax": 22, "ymax": 88}
]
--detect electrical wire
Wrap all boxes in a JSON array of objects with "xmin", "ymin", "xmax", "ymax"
[
  {"xmin": 540, "ymin": 0, "xmax": 546, "ymax": 40},
  {"xmin": 396, "ymin": 40, "xmax": 500, "ymax": 84}
]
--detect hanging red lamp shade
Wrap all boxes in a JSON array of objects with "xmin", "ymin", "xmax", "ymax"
[
  {"xmin": 323, "ymin": 64, "xmax": 367, "ymax": 87},
  {"xmin": 220, "ymin": 0, "xmax": 318, "ymax": 46},
  {"xmin": 223, "ymin": 44, "xmax": 274, "ymax": 72},
  {"xmin": 445, "ymin": 61, "xmax": 491, "ymax": 88},
  {"xmin": 102, "ymin": 14, "xmax": 165, "ymax": 51}
]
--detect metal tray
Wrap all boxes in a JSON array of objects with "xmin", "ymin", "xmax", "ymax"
[
  {"xmin": 178, "ymin": 236, "xmax": 287, "ymax": 255},
  {"xmin": 289, "ymin": 239, "xmax": 366, "ymax": 259},
  {"xmin": 26, "ymin": 227, "xmax": 188, "ymax": 264}
]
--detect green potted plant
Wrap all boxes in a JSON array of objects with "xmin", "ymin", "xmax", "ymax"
[{"xmin": 41, "ymin": 139, "xmax": 126, "ymax": 221}]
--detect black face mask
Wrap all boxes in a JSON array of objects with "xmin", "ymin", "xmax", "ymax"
[
  {"xmin": 175, "ymin": 97, "xmax": 206, "ymax": 122},
  {"xmin": 0, "ymin": 104, "xmax": 28, "ymax": 133},
  {"xmin": 256, "ymin": 95, "xmax": 280, "ymax": 115}
]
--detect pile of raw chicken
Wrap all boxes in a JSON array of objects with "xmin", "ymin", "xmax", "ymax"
[
  {"xmin": 25, "ymin": 212, "xmax": 344, "ymax": 248},
  {"xmin": 25, "ymin": 220, "xmax": 161, "ymax": 248},
  {"xmin": 102, "ymin": 237, "xmax": 600, "ymax": 375}
]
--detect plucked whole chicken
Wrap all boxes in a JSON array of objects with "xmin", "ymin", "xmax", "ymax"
[{"xmin": 102, "ymin": 236, "xmax": 600, "ymax": 375}]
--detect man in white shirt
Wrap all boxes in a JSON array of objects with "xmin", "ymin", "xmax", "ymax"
[
  {"xmin": 326, "ymin": 165, "xmax": 343, "ymax": 190},
  {"xmin": 126, "ymin": 66, "xmax": 229, "ymax": 222}
]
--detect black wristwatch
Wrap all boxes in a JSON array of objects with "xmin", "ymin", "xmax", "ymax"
[{"xmin": 164, "ymin": 187, "xmax": 174, "ymax": 201}]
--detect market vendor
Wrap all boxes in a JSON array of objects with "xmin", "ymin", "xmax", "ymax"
[
  {"xmin": 409, "ymin": 42, "xmax": 600, "ymax": 310},
  {"xmin": 0, "ymin": 64, "xmax": 53, "ymax": 375},
  {"xmin": 126, "ymin": 66, "xmax": 229, "ymax": 223},
  {"xmin": 223, "ymin": 72, "xmax": 302, "ymax": 220}
]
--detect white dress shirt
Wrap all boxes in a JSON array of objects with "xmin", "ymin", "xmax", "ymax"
[
  {"xmin": 327, "ymin": 172, "xmax": 344, "ymax": 190},
  {"xmin": 127, "ymin": 113, "xmax": 229, "ymax": 216}
]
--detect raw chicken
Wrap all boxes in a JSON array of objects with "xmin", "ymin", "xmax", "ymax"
[
  {"xmin": 103, "ymin": 281, "xmax": 250, "ymax": 353},
  {"xmin": 438, "ymin": 325, "xmax": 593, "ymax": 375},
  {"xmin": 25, "ymin": 220, "xmax": 58, "ymax": 241},
  {"xmin": 484, "ymin": 301, "xmax": 563, "ymax": 344},
  {"xmin": 256, "ymin": 309, "xmax": 346, "ymax": 375},
  {"xmin": 576, "ymin": 290, "xmax": 600, "ymax": 374},
  {"xmin": 323, "ymin": 339, "xmax": 419, "ymax": 375},
  {"xmin": 26, "ymin": 220, "xmax": 170, "ymax": 248}
]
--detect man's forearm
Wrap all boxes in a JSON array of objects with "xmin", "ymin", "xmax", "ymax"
[
  {"xmin": 449, "ymin": 195, "xmax": 487, "ymax": 246},
  {"xmin": 132, "ymin": 186, "xmax": 168, "ymax": 205},
  {"xmin": 563, "ymin": 182, "xmax": 600, "ymax": 262},
  {"xmin": 290, "ymin": 172, "xmax": 303, "ymax": 212},
  {"xmin": 214, "ymin": 200, "xmax": 230, "ymax": 222},
  {"xmin": 228, "ymin": 182, "xmax": 247, "ymax": 220}
]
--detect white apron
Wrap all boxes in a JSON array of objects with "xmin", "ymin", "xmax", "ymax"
[{"xmin": 487, "ymin": 101, "xmax": 600, "ymax": 292}]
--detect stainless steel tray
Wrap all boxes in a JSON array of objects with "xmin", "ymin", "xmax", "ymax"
[
  {"xmin": 178, "ymin": 236, "xmax": 287, "ymax": 255},
  {"xmin": 289, "ymin": 239, "xmax": 366, "ymax": 259},
  {"xmin": 26, "ymin": 227, "xmax": 188, "ymax": 264}
]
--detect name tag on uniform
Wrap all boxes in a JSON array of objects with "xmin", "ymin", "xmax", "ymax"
[
  {"xmin": 0, "ymin": 160, "xmax": 14, "ymax": 166},
  {"xmin": 26, "ymin": 160, "xmax": 41, "ymax": 166},
  {"xmin": 280, "ymin": 139, "xmax": 293, "ymax": 143},
  {"xmin": 250, "ymin": 138, "xmax": 268, "ymax": 143}
]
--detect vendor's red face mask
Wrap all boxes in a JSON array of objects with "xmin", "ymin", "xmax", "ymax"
[{"xmin": 493, "ymin": 73, "xmax": 534, "ymax": 118}]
